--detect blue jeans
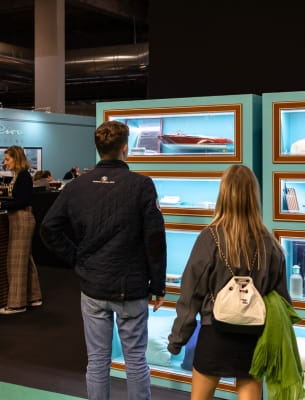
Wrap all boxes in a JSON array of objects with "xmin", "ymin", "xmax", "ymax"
[{"xmin": 81, "ymin": 292, "xmax": 151, "ymax": 400}]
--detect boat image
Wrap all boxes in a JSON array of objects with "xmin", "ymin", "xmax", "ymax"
[
  {"xmin": 158, "ymin": 131, "xmax": 234, "ymax": 153},
  {"xmin": 158, "ymin": 131, "xmax": 233, "ymax": 145}
]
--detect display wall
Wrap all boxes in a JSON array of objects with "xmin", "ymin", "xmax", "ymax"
[
  {"xmin": 96, "ymin": 93, "xmax": 262, "ymax": 399},
  {"xmin": 262, "ymin": 91, "xmax": 305, "ymax": 321},
  {"xmin": 0, "ymin": 108, "xmax": 96, "ymax": 180}
]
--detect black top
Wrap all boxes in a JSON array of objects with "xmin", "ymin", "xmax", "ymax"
[
  {"xmin": 63, "ymin": 171, "xmax": 74, "ymax": 180},
  {"xmin": 0, "ymin": 169, "xmax": 33, "ymax": 210}
]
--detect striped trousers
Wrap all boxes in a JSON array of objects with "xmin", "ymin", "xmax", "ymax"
[{"xmin": 7, "ymin": 208, "xmax": 42, "ymax": 308}]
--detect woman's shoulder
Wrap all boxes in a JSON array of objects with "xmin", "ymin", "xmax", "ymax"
[
  {"xmin": 261, "ymin": 231, "xmax": 284, "ymax": 257},
  {"xmin": 17, "ymin": 169, "xmax": 33, "ymax": 182},
  {"xmin": 200, "ymin": 225, "xmax": 222, "ymax": 239},
  {"xmin": 261, "ymin": 231, "xmax": 279, "ymax": 246},
  {"xmin": 196, "ymin": 226, "xmax": 217, "ymax": 245},
  {"xmin": 18, "ymin": 169, "xmax": 31, "ymax": 175},
  {"xmin": 201, "ymin": 226, "xmax": 213, "ymax": 235}
]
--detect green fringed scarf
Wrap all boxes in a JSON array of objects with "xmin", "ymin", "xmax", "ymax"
[{"xmin": 249, "ymin": 290, "xmax": 305, "ymax": 400}]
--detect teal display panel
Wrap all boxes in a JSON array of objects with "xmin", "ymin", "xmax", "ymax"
[
  {"xmin": 137, "ymin": 171, "xmax": 222, "ymax": 217},
  {"xmin": 96, "ymin": 94, "xmax": 262, "ymax": 176},
  {"xmin": 263, "ymin": 91, "xmax": 305, "ymax": 314},
  {"xmin": 163, "ymin": 223, "xmax": 204, "ymax": 295},
  {"xmin": 274, "ymin": 230, "xmax": 305, "ymax": 304}
]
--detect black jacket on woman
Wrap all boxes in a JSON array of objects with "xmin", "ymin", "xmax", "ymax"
[
  {"xmin": 168, "ymin": 226, "xmax": 291, "ymax": 355},
  {"xmin": 40, "ymin": 160, "xmax": 167, "ymax": 301},
  {"xmin": 0, "ymin": 170, "xmax": 33, "ymax": 210}
]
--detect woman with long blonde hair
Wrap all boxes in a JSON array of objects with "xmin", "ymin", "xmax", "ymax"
[
  {"xmin": 168, "ymin": 165, "xmax": 290, "ymax": 400},
  {"xmin": 0, "ymin": 146, "xmax": 42, "ymax": 314}
]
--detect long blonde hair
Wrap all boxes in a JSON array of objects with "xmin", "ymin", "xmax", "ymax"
[
  {"xmin": 5, "ymin": 146, "xmax": 30, "ymax": 173},
  {"xmin": 210, "ymin": 165, "xmax": 280, "ymax": 270}
]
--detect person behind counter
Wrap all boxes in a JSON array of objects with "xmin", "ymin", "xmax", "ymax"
[
  {"xmin": 0, "ymin": 146, "xmax": 42, "ymax": 315},
  {"xmin": 40, "ymin": 120, "xmax": 167, "ymax": 400},
  {"xmin": 167, "ymin": 165, "xmax": 291, "ymax": 400},
  {"xmin": 33, "ymin": 170, "xmax": 53, "ymax": 190},
  {"xmin": 63, "ymin": 166, "xmax": 80, "ymax": 180}
]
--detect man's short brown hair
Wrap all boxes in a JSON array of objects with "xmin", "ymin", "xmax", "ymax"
[{"xmin": 95, "ymin": 121, "xmax": 129, "ymax": 158}]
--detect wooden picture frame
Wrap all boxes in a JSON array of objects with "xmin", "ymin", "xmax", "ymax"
[
  {"xmin": 273, "ymin": 101, "xmax": 305, "ymax": 163},
  {"xmin": 104, "ymin": 104, "xmax": 242, "ymax": 163},
  {"xmin": 273, "ymin": 172, "xmax": 305, "ymax": 221}
]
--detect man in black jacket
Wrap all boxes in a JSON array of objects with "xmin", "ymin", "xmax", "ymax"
[{"xmin": 40, "ymin": 120, "xmax": 167, "ymax": 400}]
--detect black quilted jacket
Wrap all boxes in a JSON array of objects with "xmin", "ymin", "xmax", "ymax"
[{"xmin": 40, "ymin": 160, "xmax": 167, "ymax": 300}]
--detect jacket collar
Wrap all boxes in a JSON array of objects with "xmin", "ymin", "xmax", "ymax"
[{"xmin": 96, "ymin": 159, "xmax": 129, "ymax": 169}]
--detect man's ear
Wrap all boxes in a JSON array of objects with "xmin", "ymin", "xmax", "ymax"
[{"xmin": 122, "ymin": 143, "xmax": 128, "ymax": 155}]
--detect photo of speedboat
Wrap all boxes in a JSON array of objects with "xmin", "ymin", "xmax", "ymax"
[
  {"xmin": 157, "ymin": 131, "xmax": 234, "ymax": 154},
  {"xmin": 158, "ymin": 131, "xmax": 233, "ymax": 145}
]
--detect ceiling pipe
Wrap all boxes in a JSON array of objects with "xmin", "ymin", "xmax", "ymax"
[
  {"xmin": 65, "ymin": 42, "xmax": 148, "ymax": 83},
  {"xmin": 0, "ymin": 42, "xmax": 33, "ymax": 76},
  {"xmin": 0, "ymin": 41, "xmax": 149, "ymax": 84}
]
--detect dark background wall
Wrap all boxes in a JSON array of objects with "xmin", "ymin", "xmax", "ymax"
[{"xmin": 148, "ymin": 2, "xmax": 305, "ymax": 99}]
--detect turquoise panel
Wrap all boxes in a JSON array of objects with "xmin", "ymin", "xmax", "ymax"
[
  {"xmin": 0, "ymin": 108, "xmax": 96, "ymax": 180},
  {"xmin": 154, "ymin": 177, "xmax": 220, "ymax": 209},
  {"xmin": 166, "ymin": 229, "xmax": 200, "ymax": 277}
]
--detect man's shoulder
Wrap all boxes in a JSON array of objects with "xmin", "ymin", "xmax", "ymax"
[{"xmin": 129, "ymin": 170, "xmax": 152, "ymax": 183}]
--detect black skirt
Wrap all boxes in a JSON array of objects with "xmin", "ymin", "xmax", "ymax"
[{"xmin": 193, "ymin": 324, "xmax": 260, "ymax": 379}]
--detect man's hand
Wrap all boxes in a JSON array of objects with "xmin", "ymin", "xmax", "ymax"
[{"xmin": 151, "ymin": 295, "xmax": 164, "ymax": 312}]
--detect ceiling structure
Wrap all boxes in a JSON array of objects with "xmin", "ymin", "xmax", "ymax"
[{"xmin": 0, "ymin": 0, "xmax": 149, "ymax": 115}]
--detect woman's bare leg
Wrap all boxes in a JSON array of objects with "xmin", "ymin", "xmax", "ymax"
[
  {"xmin": 236, "ymin": 378, "xmax": 263, "ymax": 400},
  {"xmin": 191, "ymin": 368, "xmax": 220, "ymax": 400}
]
